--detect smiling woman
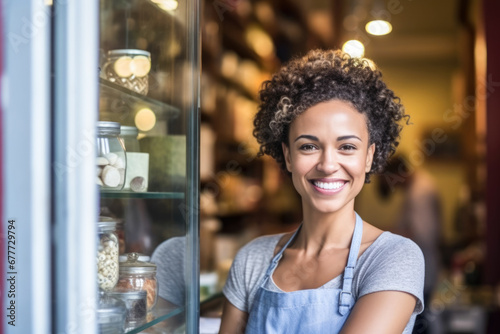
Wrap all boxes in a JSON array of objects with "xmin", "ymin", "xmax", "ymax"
[{"xmin": 219, "ymin": 49, "xmax": 424, "ymax": 334}]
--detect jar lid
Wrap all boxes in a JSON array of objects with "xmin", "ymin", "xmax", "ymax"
[
  {"xmin": 108, "ymin": 49, "xmax": 151, "ymax": 57},
  {"xmin": 97, "ymin": 121, "xmax": 121, "ymax": 136},
  {"xmin": 107, "ymin": 289, "xmax": 147, "ymax": 301},
  {"xmin": 97, "ymin": 217, "xmax": 117, "ymax": 232},
  {"xmin": 119, "ymin": 253, "xmax": 150, "ymax": 263},
  {"xmin": 119, "ymin": 252, "xmax": 156, "ymax": 274},
  {"xmin": 97, "ymin": 292, "xmax": 127, "ymax": 324},
  {"xmin": 120, "ymin": 126, "xmax": 139, "ymax": 137}
]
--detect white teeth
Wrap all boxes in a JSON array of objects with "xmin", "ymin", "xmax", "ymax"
[{"xmin": 313, "ymin": 181, "xmax": 345, "ymax": 190}]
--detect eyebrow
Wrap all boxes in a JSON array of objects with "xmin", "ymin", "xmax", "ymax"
[
  {"xmin": 337, "ymin": 135, "xmax": 362, "ymax": 142},
  {"xmin": 294, "ymin": 135, "xmax": 318, "ymax": 142},
  {"xmin": 293, "ymin": 134, "xmax": 362, "ymax": 142}
]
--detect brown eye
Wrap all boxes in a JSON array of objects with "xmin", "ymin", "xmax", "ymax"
[
  {"xmin": 340, "ymin": 144, "xmax": 356, "ymax": 151},
  {"xmin": 300, "ymin": 144, "xmax": 317, "ymax": 151}
]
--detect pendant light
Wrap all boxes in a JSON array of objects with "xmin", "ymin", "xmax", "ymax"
[
  {"xmin": 365, "ymin": 0, "xmax": 392, "ymax": 36},
  {"xmin": 342, "ymin": 40, "xmax": 365, "ymax": 58}
]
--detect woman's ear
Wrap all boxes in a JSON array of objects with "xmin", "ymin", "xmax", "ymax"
[
  {"xmin": 365, "ymin": 143, "xmax": 375, "ymax": 173},
  {"xmin": 282, "ymin": 142, "xmax": 292, "ymax": 172}
]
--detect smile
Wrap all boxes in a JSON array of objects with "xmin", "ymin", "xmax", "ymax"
[{"xmin": 311, "ymin": 180, "xmax": 346, "ymax": 191}]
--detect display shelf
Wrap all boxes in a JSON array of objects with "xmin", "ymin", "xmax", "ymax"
[
  {"xmin": 99, "ymin": 78, "xmax": 180, "ymax": 120},
  {"xmin": 106, "ymin": 0, "xmax": 184, "ymax": 26},
  {"xmin": 221, "ymin": 27, "xmax": 263, "ymax": 68},
  {"xmin": 216, "ymin": 207, "xmax": 257, "ymax": 218},
  {"xmin": 201, "ymin": 53, "xmax": 259, "ymax": 101},
  {"xmin": 125, "ymin": 306, "xmax": 185, "ymax": 334},
  {"xmin": 100, "ymin": 190, "xmax": 185, "ymax": 199},
  {"xmin": 124, "ymin": 293, "xmax": 223, "ymax": 334},
  {"xmin": 217, "ymin": 74, "xmax": 257, "ymax": 101}
]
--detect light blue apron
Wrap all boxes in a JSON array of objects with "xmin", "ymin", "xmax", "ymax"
[{"xmin": 245, "ymin": 213, "xmax": 363, "ymax": 333}]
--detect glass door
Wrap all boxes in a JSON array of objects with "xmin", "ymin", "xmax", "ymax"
[
  {"xmin": 52, "ymin": 0, "xmax": 200, "ymax": 332},
  {"xmin": 97, "ymin": 0, "xmax": 200, "ymax": 332}
]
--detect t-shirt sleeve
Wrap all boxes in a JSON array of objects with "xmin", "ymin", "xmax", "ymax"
[
  {"xmin": 222, "ymin": 235, "xmax": 279, "ymax": 313},
  {"xmin": 222, "ymin": 245, "xmax": 250, "ymax": 312},
  {"xmin": 357, "ymin": 236, "xmax": 425, "ymax": 314}
]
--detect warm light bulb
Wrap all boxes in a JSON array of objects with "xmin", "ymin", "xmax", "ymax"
[
  {"xmin": 157, "ymin": 0, "xmax": 178, "ymax": 11},
  {"xmin": 134, "ymin": 108, "xmax": 156, "ymax": 132},
  {"xmin": 342, "ymin": 40, "xmax": 365, "ymax": 58},
  {"xmin": 365, "ymin": 20, "xmax": 392, "ymax": 36}
]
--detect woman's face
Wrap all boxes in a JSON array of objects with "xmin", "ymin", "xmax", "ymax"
[{"xmin": 282, "ymin": 100, "xmax": 375, "ymax": 215}]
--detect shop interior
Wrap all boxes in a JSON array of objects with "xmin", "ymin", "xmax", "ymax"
[
  {"xmin": 96, "ymin": 0, "xmax": 499, "ymax": 332},
  {"xmin": 197, "ymin": 0, "xmax": 498, "ymax": 332}
]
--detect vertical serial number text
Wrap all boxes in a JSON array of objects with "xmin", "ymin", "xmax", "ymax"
[{"xmin": 6, "ymin": 219, "xmax": 16, "ymax": 326}]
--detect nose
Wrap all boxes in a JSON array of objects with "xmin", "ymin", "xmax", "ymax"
[{"xmin": 316, "ymin": 149, "xmax": 339, "ymax": 174}]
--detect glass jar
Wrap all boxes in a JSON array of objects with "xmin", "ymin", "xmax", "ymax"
[
  {"xmin": 120, "ymin": 125, "xmax": 149, "ymax": 192},
  {"xmin": 106, "ymin": 290, "xmax": 147, "ymax": 329},
  {"xmin": 97, "ymin": 121, "xmax": 127, "ymax": 190},
  {"xmin": 97, "ymin": 217, "xmax": 120, "ymax": 291},
  {"xmin": 101, "ymin": 49, "xmax": 151, "ymax": 95},
  {"xmin": 97, "ymin": 292, "xmax": 127, "ymax": 334},
  {"xmin": 115, "ymin": 252, "xmax": 158, "ymax": 312},
  {"xmin": 115, "ymin": 219, "xmax": 125, "ymax": 255},
  {"xmin": 120, "ymin": 126, "xmax": 140, "ymax": 152}
]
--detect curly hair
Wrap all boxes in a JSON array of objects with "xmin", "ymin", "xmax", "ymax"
[{"xmin": 253, "ymin": 49, "xmax": 409, "ymax": 183}]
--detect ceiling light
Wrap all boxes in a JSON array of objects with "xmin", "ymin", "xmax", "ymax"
[
  {"xmin": 342, "ymin": 40, "xmax": 365, "ymax": 58},
  {"xmin": 365, "ymin": 20, "xmax": 392, "ymax": 36},
  {"xmin": 157, "ymin": 0, "xmax": 178, "ymax": 11}
]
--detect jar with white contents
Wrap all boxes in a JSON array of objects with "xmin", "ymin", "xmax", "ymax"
[
  {"xmin": 97, "ymin": 121, "xmax": 127, "ymax": 190},
  {"xmin": 97, "ymin": 217, "xmax": 120, "ymax": 291}
]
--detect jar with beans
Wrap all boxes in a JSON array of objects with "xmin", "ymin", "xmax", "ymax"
[
  {"xmin": 114, "ymin": 252, "xmax": 158, "ymax": 312},
  {"xmin": 97, "ymin": 217, "xmax": 120, "ymax": 291}
]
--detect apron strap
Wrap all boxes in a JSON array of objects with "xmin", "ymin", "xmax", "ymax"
[
  {"xmin": 339, "ymin": 212, "xmax": 363, "ymax": 315},
  {"xmin": 260, "ymin": 224, "xmax": 303, "ymax": 284}
]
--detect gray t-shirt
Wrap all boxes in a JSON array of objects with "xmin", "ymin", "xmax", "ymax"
[
  {"xmin": 223, "ymin": 231, "xmax": 425, "ymax": 333},
  {"xmin": 151, "ymin": 236, "xmax": 186, "ymax": 307}
]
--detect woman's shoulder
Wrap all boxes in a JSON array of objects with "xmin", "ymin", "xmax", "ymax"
[
  {"xmin": 226, "ymin": 233, "xmax": 285, "ymax": 296},
  {"xmin": 235, "ymin": 233, "xmax": 284, "ymax": 259},
  {"xmin": 374, "ymin": 232, "xmax": 423, "ymax": 252},
  {"xmin": 360, "ymin": 231, "xmax": 425, "ymax": 267}
]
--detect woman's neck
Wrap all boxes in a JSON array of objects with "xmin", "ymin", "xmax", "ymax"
[{"xmin": 292, "ymin": 204, "xmax": 357, "ymax": 256}]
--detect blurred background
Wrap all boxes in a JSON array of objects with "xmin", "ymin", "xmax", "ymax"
[{"xmin": 196, "ymin": 0, "xmax": 500, "ymax": 333}]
